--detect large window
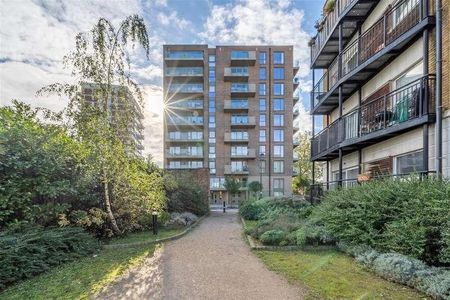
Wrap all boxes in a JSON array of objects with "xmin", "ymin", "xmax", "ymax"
[
  {"xmin": 231, "ymin": 131, "xmax": 248, "ymax": 140},
  {"xmin": 259, "ymin": 114, "xmax": 266, "ymax": 127},
  {"xmin": 395, "ymin": 61, "xmax": 423, "ymax": 89},
  {"xmin": 274, "ymin": 67, "xmax": 285, "ymax": 80},
  {"xmin": 259, "ymin": 51, "xmax": 267, "ymax": 65},
  {"xmin": 273, "ymin": 98, "xmax": 284, "ymax": 111},
  {"xmin": 395, "ymin": 150, "xmax": 424, "ymax": 175},
  {"xmin": 259, "ymin": 98, "xmax": 266, "ymax": 111},
  {"xmin": 231, "ymin": 146, "xmax": 249, "ymax": 156},
  {"xmin": 273, "ymin": 145, "xmax": 284, "ymax": 157},
  {"xmin": 259, "ymin": 68, "xmax": 266, "ymax": 80},
  {"xmin": 259, "ymin": 145, "xmax": 266, "ymax": 156},
  {"xmin": 259, "ymin": 130, "xmax": 266, "ymax": 142},
  {"xmin": 274, "ymin": 161, "xmax": 284, "ymax": 173},
  {"xmin": 273, "ymin": 51, "xmax": 284, "ymax": 64},
  {"xmin": 274, "ymin": 129, "xmax": 284, "ymax": 142},
  {"xmin": 273, "ymin": 178, "xmax": 284, "ymax": 196},
  {"xmin": 273, "ymin": 114, "xmax": 284, "ymax": 126},
  {"xmin": 231, "ymin": 161, "xmax": 247, "ymax": 172},
  {"xmin": 273, "ymin": 83, "xmax": 284, "ymax": 96},
  {"xmin": 259, "ymin": 83, "xmax": 266, "ymax": 96}
]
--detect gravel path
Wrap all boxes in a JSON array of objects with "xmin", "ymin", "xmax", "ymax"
[{"xmin": 161, "ymin": 210, "xmax": 305, "ymax": 299}]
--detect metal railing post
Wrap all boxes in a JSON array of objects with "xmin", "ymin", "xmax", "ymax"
[{"xmin": 383, "ymin": 95, "xmax": 387, "ymax": 129}]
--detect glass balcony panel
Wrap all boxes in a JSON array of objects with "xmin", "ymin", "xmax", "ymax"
[
  {"xmin": 165, "ymin": 51, "xmax": 203, "ymax": 59},
  {"xmin": 168, "ymin": 84, "xmax": 203, "ymax": 93},
  {"xmin": 166, "ymin": 67, "xmax": 203, "ymax": 76}
]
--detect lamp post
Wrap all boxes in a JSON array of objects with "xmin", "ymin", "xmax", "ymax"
[
  {"xmin": 259, "ymin": 153, "xmax": 265, "ymax": 199},
  {"xmin": 152, "ymin": 211, "xmax": 158, "ymax": 235}
]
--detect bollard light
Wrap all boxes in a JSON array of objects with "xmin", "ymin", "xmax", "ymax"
[{"xmin": 152, "ymin": 211, "xmax": 158, "ymax": 235}]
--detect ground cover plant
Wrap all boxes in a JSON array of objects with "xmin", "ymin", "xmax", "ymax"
[{"xmin": 257, "ymin": 250, "xmax": 429, "ymax": 300}]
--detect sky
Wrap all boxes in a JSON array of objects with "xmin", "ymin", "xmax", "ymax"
[{"xmin": 0, "ymin": 0, "xmax": 323, "ymax": 165}]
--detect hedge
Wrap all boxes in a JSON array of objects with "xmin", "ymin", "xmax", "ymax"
[{"xmin": 0, "ymin": 227, "xmax": 100, "ymax": 289}]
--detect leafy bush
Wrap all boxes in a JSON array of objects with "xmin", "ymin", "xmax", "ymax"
[
  {"xmin": 165, "ymin": 172, "xmax": 209, "ymax": 216},
  {"xmin": 295, "ymin": 221, "xmax": 335, "ymax": 246},
  {"xmin": 0, "ymin": 227, "xmax": 100, "ymax": 289},
  {"xmin": 317, "ymin": 177, "xmax": 450, "ymax": 266},
  {"xmin": 260, "ymin": 230, "xmax": 286, "ymax": 246},
  {"xmin": 239, "ymin": 198, "xmax": 270, "ymax": 220},
  {"xmin": 340, "ymin": 244, "xmax": 450, "ymax": 299}
]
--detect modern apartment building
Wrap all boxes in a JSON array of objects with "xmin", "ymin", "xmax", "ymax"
[
  {"xmin": 163, "ymin": 45, "xmax": 296, "ymax": 202},
  {"xmin": 81, "ymin": 83, "xmax": 145, "ymax": 156},
  {"xmin": 309, "ymin": 0, "xmax": 449, "ymax": 194}
]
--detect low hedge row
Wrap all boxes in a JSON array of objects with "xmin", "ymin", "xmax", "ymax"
[
  {"xmin": 0, "ymin": 227, "xmax": 100, "ymax": 289},
  {"xmin": 339, "ymin": 243, "xmax": 450, "ymax": 299}
]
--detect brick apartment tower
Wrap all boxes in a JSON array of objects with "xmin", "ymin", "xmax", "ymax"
[
  {"xmin": 309, "ymin": 0, "xmax": 450, "ymax": 197},
  {"xmin": 163, "ymin": 45, "xmax": 296, "ymax": 203}
]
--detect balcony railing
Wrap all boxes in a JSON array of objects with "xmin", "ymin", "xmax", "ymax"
[
  {"xmin": 312, "ymin": 75, "xmax": 435, "ymax": 158},
  {"xmin": 165, "ymin": 51, "xmax": 203, "ymax": 60},
  {"xmin": 312, "ymin": 0, "xmax": 433, "ymax": 110},
  {"xmin": 231, "ymin": 148, "xmax": 256, "ymax": 158},
  {"xmin": 166, "ymin": 150, "xmax": 203, "ymax": 158},
  {"xmin": 231, "ymin": 116, "xmax": 256, "ymax": 127},
  {"xmin": 224, "ymin": 67, "xmax": 249, "ymax": 76},
  {"xmin": 231, "ymin": 83, "xmax": 256, "ymax": 93},
  {"xmin": 167, "ymin": 116, "xmax": 204, "ymax": 126},
  {"xmin": 168, "ymin": 84, "xmax": 203, "ymax": 93},
  {"xmin": 165, "ymin": 67, "xmax": 203, "ymax": 76},
  {"xmin": 169, "ymin": 100, "xmax": 204, "ymax": 109},
  {"xmin": 224, "ymin": 132, "xmax": 249, "ymax": 142},
  {"xmin": 224, "ymin": 165, "xmax": 249, "ymax": 175},
  {"xmin": 311, "ymin": 0, "xmax": 356, "ymax": 63},
  {"xmin": 309, "ymin": 171, "xmax": 434, "ymax": 203}
]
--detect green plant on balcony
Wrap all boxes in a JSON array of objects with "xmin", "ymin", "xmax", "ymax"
[{"xmin": 324, "ymin": 0, "xmax": 336, "ymax": 15}]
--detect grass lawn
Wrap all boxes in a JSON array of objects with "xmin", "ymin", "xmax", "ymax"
[
  {"xmin": 256, "ymin": 250, "xmax": 430, "ymax": 300},
  {"xmin": 0, "ymin": 244, "xmax": 156, "ymax": 300},
  {"xmin": 108, "ymin": 227, "xmax": 184, "ymax": 245}
]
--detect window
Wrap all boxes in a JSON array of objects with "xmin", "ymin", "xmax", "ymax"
[
  {"xmin": 274, "ymin": 161, "xmax": 284, "ymax": 173},
  {"xmin": 273, "ymin": 51, "xmax": 284, "ymax": 64},
  {"xmin": 231, "ymin": 161, "xmax": 247, "ymax": 172},
  {"xmin": 231, "ymin": 131, "xmax": 248, "ymax": 140},
  {"xmin": 273, "ymin": 178, "xmax": 284, "ymax": 196},
  {"xmin": 259, "ymin": 68, "xmax": 266, "ymax": 80},
  {"xmin": 274, "ymin": 68, "xmax": 285, "ymax": 80},
  {"xmin": 395, "ymin": 61, "xmax": 423, "ymax": 89},
  {"xmin": 259, "ymin": 160, "xmax": 266, "ymax": 173},
  {"xmin": 259, "ymin": 130, "xmax": 266, "ymax": 142},
  {"xmin": 331, "ymin": 167, "xmax": 359, "ymax": 189},
  {"xmin": 231, "ymin": 115, "xmax": 249, "ymax": 124},
  {"xmin": 209, "ymin": 55, "xmax": 215, "ymax": 62},
  {"xmin": 259, "ymin": 114, "xmax": 266, "ymax": 126},
  {"xmin": 231, "ymin": 51, "xmax": 249, "ymax": 59},
  {"xmin": 259, "ymin": 51, "xmax": 266, "ymax": 64},
  {"xmin": 231, "ymin": 99, "xmax": 248, "ymax": 109},
  {"xmin": 259, "ymin": 145, "xmax": 266, "ymax": 156},
  {"xmin": 395, "ymin": 151, "xmax": 424, "ymax": 175},
  {"xmin": 209, "ymin": 146, "xmax": 215, "ymax": 154},
  {"xmin": 273, "ymin": 83, "xmax": 284, "ymax": 96},
  {"xmin": 231, "ymin": 146, "xmax": 248, "ymax": 156},
  {"xmin": 273, "ymin": 114, "xmax": 284, "ymax": 126},
  {"xmin": 274, "ymin": 145, "xmax": 284, "ymax": 157},
  {"xmin": 274, "ymin": 129, "xmax": 284, "ymax": 142},
  {"xmin": 259, "ymin": 83, "xmax": 266, "ymax": 96},
  {"xmin": 259, "ymin": 98, "xmax": 266, "ymax": 111},
  {"xmin": 273, "ymin": 98, "xmax": 284, "ymax": 111}
]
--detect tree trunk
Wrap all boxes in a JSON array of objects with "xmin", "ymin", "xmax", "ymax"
[{"xmin": 103, "ymin": 170, "xmax": 121, "ymax": 235}]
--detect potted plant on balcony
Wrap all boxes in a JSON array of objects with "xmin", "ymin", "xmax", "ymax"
[
  {"xmin": 323, "ymin": 0, "xmax": 336, "ymax": 15},
  {"xmin": 308, "ymin": 38, "xmax": 316, "ymax": 47},
  {"xmin": 314, "ymin": 19, "xmax": 325, "ymax": 32}
]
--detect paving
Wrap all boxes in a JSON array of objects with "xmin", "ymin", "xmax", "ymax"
[
  {"xmin": 161, "ymin": 210, "xmax": 305, "ymax": 299},
  {"xmin": 97, "ymin": 210, "xmax": 305, "ymax": 300}
]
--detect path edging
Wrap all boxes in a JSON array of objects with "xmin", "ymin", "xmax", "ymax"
[
  {"xmin": 240, "ymin": 216, "xmax": 337, "ymax": 251},
  {"xmin": 104, "ymin": 214, "xmax": 208, "ymax": 249}
]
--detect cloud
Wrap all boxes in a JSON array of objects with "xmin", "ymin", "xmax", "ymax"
[
  {"xmin": 201, "ymin": 0, "xmax": 312, "ymax": 133},
  {"xmin": 200, "ymin": 0, "xmax": 310, "ymax": 75},
  {"xmin": 157, "ymin": 11, "xmax": 190, "ymax": 29}
]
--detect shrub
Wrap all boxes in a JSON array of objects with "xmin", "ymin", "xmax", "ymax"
[
  {"xmin": 260, "ymin": 230, "xmax": 286, "ymax": 246},
  {"xmin": 239, "ymin": 198, "xmax": 270, "ymax": 220},
  {"xmin": 340, "ymin": 244, "xmax": 450, "ymax": 299},
  {"xmin": 317, "ymin": 176, "xmax": 450, "ymax": 266},
  {"xmin": 0, "ymin": 227, "xmax": 100, "ymax": 289},
  {"xmin": 166, "ymin": 173, "xmax": 209, "ymax": 216},
  {"xmin": 295, "ymin": 223, "xmax": 335, "ymax": 246}
]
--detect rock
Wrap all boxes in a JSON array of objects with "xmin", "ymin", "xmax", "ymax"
[{"xmin": 167, "ymin": 212, "xmax": 198, "ymax": 227}]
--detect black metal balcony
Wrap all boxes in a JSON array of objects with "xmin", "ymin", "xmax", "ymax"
[
  {"xmin": 312, "ymin": 0, "xmax": 435, "ymax": 114},
  {"xmin": 311, "ymin": 75, "xmax": 435, "ymax": 161},
  {"xmin": 311, "ymin": 0, "xmax": 378, "ymax": 68}
]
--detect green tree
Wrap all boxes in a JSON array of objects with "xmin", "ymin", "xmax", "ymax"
[
  {"xmin": 248, "ymin": 181, "xmax": 262, "ymax": 199},
  {"xmin": 292, "ymin": 132, "xmax": 322, "ymax": 195},
  {"xmin": 224, "ymin": 177, "xmax": 241, "ymax": 203},
  {"xmin": 38, "ymin": 16, "xmax": 150, "ymax": 235}
]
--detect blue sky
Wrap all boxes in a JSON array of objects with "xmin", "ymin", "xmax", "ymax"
[{"xmin": 0, "ymin": 0, "xmax": 323, "ymax": 164}]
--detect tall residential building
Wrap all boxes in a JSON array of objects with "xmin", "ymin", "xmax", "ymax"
[
  {"xmin": 309, "ymin": 0, "xmax": 449, "ymax": 196},
  {"xmin": 163, "ymin": 45, "xmax": 296, "ymax": 202},
  {"xmin": 81, "ymin": 83, "xmax": 144, "ymax": 156}
]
